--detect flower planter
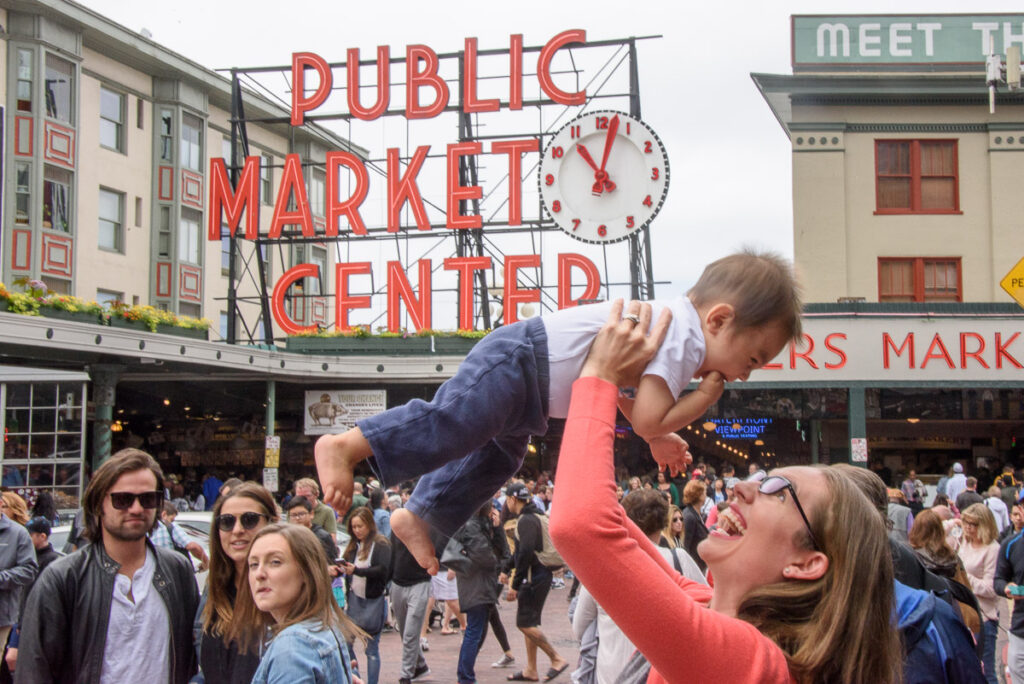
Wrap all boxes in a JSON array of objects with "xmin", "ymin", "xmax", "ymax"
[
  {"xmin": 109, "ymin": 316, "xmax": 152, "ymax": 333},
  {"xmin": 38, "ymin": 307, "xmax": 104, "ymax": 325},
  {"xmin": 286, "ymin": 335, "xmax": 480, "ymax": 356},
  {"xmin": 156, "ymin": 324, "xmax": 209, "ymax": 340}
]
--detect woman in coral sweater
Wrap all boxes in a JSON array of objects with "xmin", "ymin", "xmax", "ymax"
[{"xmin": 549, "ymin": 300, "xmax": 901, "ymax": 684}]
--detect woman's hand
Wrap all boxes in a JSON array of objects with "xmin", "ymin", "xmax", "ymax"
[{"xmin": 580, "ymin": 299, "xmax": 672, "ymax": 387}]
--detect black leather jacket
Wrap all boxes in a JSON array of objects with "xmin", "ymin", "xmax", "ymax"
[{"xmin": 15, "ymin": 539, "xmax": 199, "ymax": 684}]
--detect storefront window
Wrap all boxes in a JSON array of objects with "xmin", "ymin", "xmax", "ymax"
[{"xmin": 1, "ymin": 380, "xmax": 86, "ymax": 511}]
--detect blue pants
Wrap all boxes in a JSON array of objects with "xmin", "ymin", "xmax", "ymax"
[
  {"xmin": 348, "ymin": 630, "xmax": 381, "ymax": 684},
  {"xmin": 458, "ymin": 605, "xmax": 491, "ymax": 684},
  {"xmin": 359, "ymin": 318, "xmax": 549, "ymax": 536},
  {"xmin": 982, "ymin": 619, "xmax": 998, "ymax": 684}
]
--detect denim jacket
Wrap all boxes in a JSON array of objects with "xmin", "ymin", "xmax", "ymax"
[{"xmin": 250, "ymin": 619, "xmax": 351, "ymax": 684}]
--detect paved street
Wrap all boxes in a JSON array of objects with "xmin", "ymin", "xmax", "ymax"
[{"xmin": 366, "ymin": 585, "xmax": 580, "ymax": 684}]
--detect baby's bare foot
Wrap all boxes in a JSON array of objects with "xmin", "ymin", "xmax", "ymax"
[
  {"xmin": 391, "ymin": 508, "xmax": 440, "ymax": 575},
  {"xmin": 315, "ymin": 430, "xmax": 371, "ymax": 515}
]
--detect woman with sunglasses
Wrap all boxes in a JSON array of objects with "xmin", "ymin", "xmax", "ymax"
[
  {"xmin": 549, "ymin": 301, "xmax": 901, "ymax": 684},
  {"xmin": 660, "ymin": 505, "xmax": 684, "ymax": 549},
  {"xmin": 195, "ymin": 482, "xmax": 278, "ymax": 683}
]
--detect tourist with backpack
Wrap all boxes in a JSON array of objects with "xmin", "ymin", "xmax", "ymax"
[
  {"xmin": 504, "ymin": 482, "xmax": 569, "ymax": 682},
  {"xmin": 150, "ymin": 501, "xmax": 208, "ymax": 571}
]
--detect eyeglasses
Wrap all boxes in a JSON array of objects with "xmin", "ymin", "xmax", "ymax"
[
  {"xmin": 746, "ymin": 470, "xmax": 822, "ymax": 552},
  {"xmin": 109, "ymin": 491, "xmax": 163, "ymax": 510},
  {"xmin": 217, "ymin": 512, "xmax": 269, "ymax": 532},
  {"xmin": 672, "ymin": 517, "xmax": 683, "ymax": 523}
]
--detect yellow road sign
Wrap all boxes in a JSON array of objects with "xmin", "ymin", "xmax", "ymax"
[{"xmin": 1001, "ymin": 257, "xmax": 1024, "ymax": 309}]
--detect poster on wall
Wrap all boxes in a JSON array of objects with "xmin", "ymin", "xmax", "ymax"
[{"xmin": 304, "ymin": 390, "xmax": 387, "ymax": 435}]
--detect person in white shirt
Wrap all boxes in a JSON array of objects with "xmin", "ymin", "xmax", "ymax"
[
  {"xmin": 985, "ymin": 487, "xmax": 1011, "ymax": 533},
  {"xmin": 946, "ymin": 463, "xmax": 968, "ymax": 508}
]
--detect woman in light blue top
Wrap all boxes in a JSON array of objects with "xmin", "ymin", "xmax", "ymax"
[{"xmin": 240, "ymin": 523, "xmax": 360, "ymax": 684}]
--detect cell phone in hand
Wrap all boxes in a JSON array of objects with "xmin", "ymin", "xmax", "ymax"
[{"xmin": 1011, "ymin": 584, "xmax": 1024, "ymax": 596}]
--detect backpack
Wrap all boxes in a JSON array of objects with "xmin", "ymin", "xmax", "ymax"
[
  {"xmin": 894, "ymin": 581, "xmax": 986, "ymax": 684},
  {"xmin": 517, "ymin": 512, "xmax": 565, "ymax": 569}
]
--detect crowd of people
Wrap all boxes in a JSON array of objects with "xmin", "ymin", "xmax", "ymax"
[{"xmin": 3, "ymin": 252, "xmax": 1022, "ymax": 684}]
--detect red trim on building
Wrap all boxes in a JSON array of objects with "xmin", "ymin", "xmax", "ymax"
[
  {"xmin": 181, "ymin": 169, "xmax": 204, "ymax": 209},
  {"xmin": 310, "ymin": 297, "xmax": 328, "ymax": 325},
  {"xmin": 43, "ymin": 121, "xmax": 75, "ymax": 169},
  {"xmin": 40, "ymin": 233, "xmax": 73, "ymax": 277},
  {"xmin": 11, "ymin": 230, "xmax": 32, "ymax": 271},
  {"xmin": 155, "ymin": 262, "xmax": 172, "ymax": 297},
  {"xmin": 14, "ymin": 116, "xmax": 33, "ymax": 156},
  {"xmin": 158, "ymin": 166, "xmax": 174, "ymax": 200},
  {"xmin": 179, "ymin": 264, "xmax": 202, "ymax": 301}
]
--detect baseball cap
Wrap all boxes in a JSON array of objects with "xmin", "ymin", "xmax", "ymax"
[
  {"xmin": 26, "ymin": 516, "xmax": 51, "ymax": 536},
  {"xmin": 505, "ymin": 483, "xmax": 532, "ymax": 502},
  {"xmin": 953, "ymin": 463, "xmax": 964, "ymax": 473}
]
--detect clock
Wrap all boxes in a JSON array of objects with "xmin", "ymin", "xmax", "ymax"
[{"xmin": 538, "ymin": 110, "xmax": 669, "ymax": 244}]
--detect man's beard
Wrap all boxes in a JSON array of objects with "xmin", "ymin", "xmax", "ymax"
[{"xmin": 103, "ymin": 514, "xmax": 154, "ymax": 542}]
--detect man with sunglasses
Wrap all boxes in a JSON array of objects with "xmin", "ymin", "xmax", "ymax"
[{"xmin": 16, "ymin": 448, "xmax": 199, "ymax": 684}]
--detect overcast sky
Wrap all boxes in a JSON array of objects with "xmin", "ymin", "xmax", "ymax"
[{"xmin": 78, "ymin": 1, "xmax": 1021, "ymax": 328}]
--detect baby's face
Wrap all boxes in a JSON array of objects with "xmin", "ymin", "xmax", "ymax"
[{"xmin": 703, "ymin": 321, "xmax": 789, "ymax": 382}]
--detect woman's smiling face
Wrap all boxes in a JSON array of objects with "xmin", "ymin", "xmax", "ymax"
[{"xmin": 219, "ymin": 497, "xmax": 270, "ymax": 567}]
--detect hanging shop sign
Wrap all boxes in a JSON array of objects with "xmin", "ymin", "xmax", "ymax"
[
  {"xmin": 210, "ymin": 30, "xmax": 667, "ymax": 335},
  {"xmin": 747, "ymin": 313, "xmax": 1024, "ymax": 384},
  {"xmin": 304, "ymin": 389, "xmax": 387, "ymax": 436}
]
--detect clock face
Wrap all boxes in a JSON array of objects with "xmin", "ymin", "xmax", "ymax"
[{"xmin": 538, "ymin": 110, "xmax": 669, "ymax": 244}]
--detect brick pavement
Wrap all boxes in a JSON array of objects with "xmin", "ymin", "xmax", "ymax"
[{"xmin": 364, "ymin": 583, "xmax": 580, "ymax": 684}]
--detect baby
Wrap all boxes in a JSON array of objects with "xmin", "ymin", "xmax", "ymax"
[{"xmin": 315, "ymin": 249, "xmax": 802, "ymax": 572}]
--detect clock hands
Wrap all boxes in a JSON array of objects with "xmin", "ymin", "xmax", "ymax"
[{"xmin": 575, "ymin": 120, "xmax": 619, "ymax": 196}]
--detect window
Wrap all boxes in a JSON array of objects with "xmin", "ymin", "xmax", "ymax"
[
  {"xmin": 221, "ymin": 227, "xmax": 233, "ymax": 273},
  {"xmin": 136, "ymin": 97, "xmax": 144, "ymax": 129},
  {"xmin": 44, "ymin": 54, "xmax": 74, "ymax": 123},
  {"xmin": 180, "ymin": 113, "xmax": 202, "ymax": 171},
  {"xmin": 179, "ymin": 208, "xmax": 201, "ymax": 264},
  {"xmin": 99, "ymin": 87, "xmax": 124, "ymax": 151},
  {"xmin": 15, "ymin": 163, "xmax": 31, "ymax": 225},
  {"xmin": 221, "ymin": 136, "xmax": 233, "ymax": 168},
  {"xmin": 42, "ymin": 166, "xmax": 71, "ymax": 233},
  {"xmin": 219, "ymin": 311, "xmax": 229, "ymax": 340},
  {"xmin": 876, "ymin": 140, "xmax": 959, "ymax": 213},
  {"xmin": 309, "ymin": 246, "xmax": 327, "ymax": 295},
  {"xmin": 96, "ymin": 289, "xmax": 123, "ymax": 306},
  {"xmin": 261, "ymin": 154, "xmax": 274, "ymax": 205},
  {"xmin": 98, "ymin": 188, "xmax": 124, "ymax": 252},
  {"xmin": 309, "ymin": 170, "xmax": 326, "ymax": 217},
  {"xmin": 157, "ymin": 206, "xmax": 172, "ymax": 258},
  {"xmin": 159, "ymin": 109, "xmax": 174, "ymax": 162},
  {"xmin": 179, "ymin": 302, "xmax": 201, "ymax": 318},
  {"xmin": 17, "ymin": 49, "xmax": 33, "ymax": 113},
  {"xmin": 878, "ymin": 257, "xmax": 962, "ymax": 302},
  {"xmin": 134, "ymin": 197, "xmax": 143, "ymax": 227}
]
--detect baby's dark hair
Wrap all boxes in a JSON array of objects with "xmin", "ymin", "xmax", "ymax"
[{"xmin": 688, "ymin": 249, "xmax": 803, "ymax": 342}]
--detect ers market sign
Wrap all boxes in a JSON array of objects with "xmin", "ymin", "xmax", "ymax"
[
  {"xmin": 746, "ymin": 314, "xmax": 1024, "ymax": 384},
  {"xmin": 209, "ymin": 30, "xmax": 608, "ymax": 335},
  {"xmin": 792, "ymin": 14, "xmax": 1024, "ymax": 66}
]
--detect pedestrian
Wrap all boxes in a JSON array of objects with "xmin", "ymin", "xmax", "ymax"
[
  {"xmin": 1002, "ymin": 502, "xmax": 1024, "ymax": 543},
  {"xmin": 957, "ymin": 504, "xmax": 1000, "ymax": 684},
  {"xmin": 504, "ymin": 482, "xmax": 569, "ymax": 682},
  {"xmin": 680, "ymin": 480, "xmax": 708, "ymax": 573},
  {"xmin": 901, "ymin": 470, "xmax": 926, "ymax": 514},
  {"xmin": 0, "ymin": 494, "xmax": 29, "ymax": 526},
  {"xmin": 661, "ymin": 505, "xmax": 684, "ymax": 549},
  {"xmin": 28, "ymin": 492, "xmax": 60, "ymax": 526},
  {"xmin": 3, "ymin": 516, "xmax": 61, "ymax": 680},
  {"xmin": 983, "ymin": 486, "xmax": 1010, "ymax": 533},
  {"xmin": 995, "ymin": 506, "xmax": 1024, "ymax": 683},
  {"xmin": 448, "ymin": 503, "xmax": 503, "ymax": 684},
  {"xmin": 957, "ymin": 477, "xmax": 985, "ymax": 514},
  {"xmin": 0, "ymin": 497, "xmax": 36, "ymax": 684},
  {"xmin": 16, "ymin": 448, "xmax": 198, "ymax": 683},
  {"xmin": 243, "ymin": 524, "xmax": 357, "ymax": 684},
  {"xmin": 198, "ymin": 482, "xmax": 278, "ymax": 683},
  {"xmin": 369, "ymin": 487, "xmax": 391, "ymax": 538},
  {"xmin": 549, "ymin": 302, "xmax": 902, "ymax": 683},
  {"xmin": 285, "ymin": 495, "xmax": 339, "ymax": 567},
  {"xmin": 389, "ymin": 528, "xmax": 434, "ymax": 684},
  {"xmin": 315, "ymin": 252, "xmax": 801, "ymax": 575},
  {"xmin": 339, "ymin": 506, "xmax": 391, "ymax": 684},
  {"xmin": 887, "ymin": 488, "xmax": 914, "ymax": 542},
  {"xmin": 294, "ymin": 477, "xmax": 338, "ymax": 535},
  {"xmin": 150, "ymin": 500, "xmax": 209, "ymax": 570},
  {"xmin": 202, "ymin": 472, "xmax": 224, "ymax": 512},
  {"xmin": 947, "ymin": 463, "xmax": 968, "ymax": 508}
]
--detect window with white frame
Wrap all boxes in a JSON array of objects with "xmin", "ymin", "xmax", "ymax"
[
  {"xmin": 180, "ymin": 113, "xmax": 202, "ymax": 171},
  {"xmin": 309, "ymin": 169, "xmax": 326, "ymax": 217},
  {"xmin": 44, "ymin": 54, "xmax": 75, "ymax": 123},
  {"xmin": 179, "ymin": 208, "xmax": 202, "ymax": 265},
  {"xmin": 15, "ymin": 163, "xmax": 31, "ymax": 226},
  {"xmin": 99, "ymin": 87, "xmax": 125, "ymax": 152},
  {"xmin": 261, "ymin": 154, "xmax": 273, "ymax": 205},
  {"xmin": 160, "ymin": 108, "xmax": 174, "ymax": 162},
  {"xmin": 17, "ymin": 49, "xmax": 33, "ymax": 113},
  {"xmin": 98, "ymin": 188, "xmax": 124, "ymax": 252},
  {"xmin": 43, "ymin": 166, "xmax": 71, "ymax": 233},
  {"xmin": 96, "ymin": 289, "xmax": 123, "ymax": 306}
]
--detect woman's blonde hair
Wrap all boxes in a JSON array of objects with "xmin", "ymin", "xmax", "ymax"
[
  {"xmin": 961, "ymin": 503, "xmax": 999, "ymax": 546},
  {"xmin": 2, "ymin": 492, "xmax": 30, "ymax": 525},
  {"xmin": 662, "ymin": 504, "xmax": 683, "ymax": 549},
  {"xmin": 736, "ymin": 467, "xmax": 901, "ymax": 684},
  {"xmin": 232, "ymin": 523, "xmax": 360, "ymax": 653},
  {"xmin": 342, "ymin": 506, "xmax": 389, "ymax": 562},
  {"xmin": 204, "ymin": 483, "xmax": 279, "ymax": 644}
]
